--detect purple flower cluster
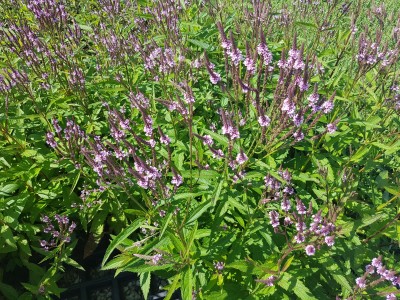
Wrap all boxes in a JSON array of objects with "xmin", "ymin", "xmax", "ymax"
[
  {"xmin": 40, "ymin": 215, "xmax": 76, "ymax": 251},
  {"xmin": 27, "ymin": 0, "xmax": 69, "ymax": 31},
  {"xmin": 357, "ymin": 32, "xmax": 399, "ymax": 68},
  {"xmin": 256, "ymin": 275, "xmax": 277, "ymax": 287},
  {"xmin": 205, "ymin": 61, "xmax": 222, "ymax": 85},
  {"xmin": 265, "ymin": 169, "xmax": 337, "ymax": 255},
  {"xmin": 220, "ymin": 110, "xmax": 240, "ymax": 140},
  {"xmin": 355, "ymin": 256, "xmax": 400, "ymax": 292},
  {"xmin": 214, "ymin": 261, "xmax": 225, "ymax": 272}
]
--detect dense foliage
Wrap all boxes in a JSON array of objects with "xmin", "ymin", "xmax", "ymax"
[{"xmin": 0, "ymin": 0, "xmax": 399, "ymax": 299}]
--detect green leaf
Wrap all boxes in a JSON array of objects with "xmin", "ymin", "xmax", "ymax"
[
  {"xmin": 69, "ymin": 170, "xmax": 81, "ymax": 196},
  {"xmin": 186, "ymin": 200, "xmax": 212, "ymax": 225},
  {"xmin": 63, "ymin": 257, "xmax": 85, "ymax": 271},
  {"xmin": 321, "ymin": 256, "xmax": 352, "ymax": 292},
  {"xmin": 125, "ymin": 263, "xmax": 173, "ymax": 273},
  {"xmin": 159, "ymin": 211, "xmax": 174, "ymax": 239},
  {"xmin": 349, "ymin": 146, "xmax": 371, "ymax": 162},
  {"xmin": 0, "ymin": 184, "xmax": 19, "ymax": 196},
  {"xmin": 140, "ymin": 272, "xmax": 151, "ymax": 300},
  {"xmin": 188, "ymin": 39, "xmax": 210, "ymax": 50},
  {"xmin": 0, "ymin": 282, "xmax": 19, "ymax": 299},
  {"xmin": 279, "ymin": 273, "xmax": 317, "ymax": 300},
  {"xmin": 102, "ymin": 255, "xmax": 132, "ymax": 270},
  {"xmin": 181, "ymin": 266, "xmax": 193, "ymax": 300},
  {"xmin": 165, "ymin": 275, "xmax": 180, "ymax": 300},
  {"xmin": 281, "ymin": 256, "xmax": 294, "ymax": 273},
  {"xmin": 102, "ymin": 218, "xmax": 144, "ymax": 267}
]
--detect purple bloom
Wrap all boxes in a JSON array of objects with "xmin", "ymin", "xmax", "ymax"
[
  {"xmin": 214, "ymin": 261, "xmax": 225, "ymax": 271},
  {"xmin": 203, "ymin": 135, "xmax": 214, "ymax": 146},
  {"xmin": 46, "ymin": 132, "xmax": 57, "ymax": 148},
  {"xmin": 210, "ymin": 148, "xmax": 224, "ymax": 159},
  {"xmin": 258, "ymin": 115, "xmax": 271, "ymax": 127},
  {"xmin": 256, "ymin": 275, "xmax": 276, "ymax": 287},
  {"xmin": 296, "ymin": 221, "xmax": 306, "ymax": 232},
  {"xmin": 244, "ymin": 56, "xmax": 256, "ymax": 74},
  {"xmin": 222, "ymin": 125, "xmax": 240, "ymax": 140},
  {"xmin": 160, "ymin": 135, "xmax": 171, "ymax": 145},
  {"xmin": 171, "ymin": 174, "xmax": 183, "ymax": 187},
  {"xmin": 228, "ymin": 47, "xmax": 243, "ymax": 66},
  {"xmin": 365, "ymin": 264, "xmax": 375, "ymax": 274},
  {"xmin": 68, "ymin": 222, "xmax": 76, "ymax": 233},
  {"xmin": 305, "ymin": 245, "xmax": 316, "ymax": 256},
  {"xmin": 292, "ymin": 113, "xmax": 304, "ymax": 127},
  {"xmin": 293, "ymin": 130, "xmax": 304, "ymax": 141},
  {"xmin": 308, "ymin": 93, "xmax": 319, "ymax": 106},
  {"xmin": 386, "ymin": 294, "xmax": 396, "ymax": 300},
  {"xmin": 327, "ymin": 123, "xmax": 337, "ymax": 133},
  {"xmin": 294, "ymin": 233, "xmax": 305, "ymax": 243},
  {"xmin": 236, "ymin": 151, "xmax": 248, "ymax": 165},
  {"xmin": 284, "ymin": 216, "xmax": 293, "ymax": 226},
  {"xmin": 183, "ymin": 92, "xmax": 195, "ymax": 104},
  {"xmin": 371, "ymin": 257, "xmax": 383, "ymax": 268},
  {"xmin": 322, "ymin": 100, "xmax": 334, "ymax": 113},
  {"xmin": 282, "ymin": 98, "xmax": 296, "ymax": 116},
  {"xmin": 324, "ymin": 236, "xmax": 335, "ymax": 247},
  {"xmin": 296, "ymin": 199, "xmax": 307, "ymax": 215},
  {"xmin": 269, "ymin": 211, "xmax": 280, "ymax": 228},
  {"xmin": 151, "ymin": 253, "xmax": 163, "ymax": 265},
  {"xmin": 281, "ymin": 197, "xmax": 291, "ymax": 212},
  {"xmin": 257, "ymin": 43, "xmax": 273, "ymax": 65},
  {"xmin": 356, "ymin": 277, "xmax": 367, "ymax": 289}
]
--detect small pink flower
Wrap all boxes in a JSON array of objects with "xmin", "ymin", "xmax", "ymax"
[
  {"xmin": 355, "ymin": 277, "xmax": 367, "ymax": 289},
  {"xmin": 258, "ymin": 115, "xmax": 271, "ymax": 127},
  {"xmin": 305, "ymin": 245, "xmax": 315, "ymax": 256}
]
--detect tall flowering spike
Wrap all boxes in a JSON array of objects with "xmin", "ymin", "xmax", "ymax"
[
  {"xmin": 296, "ymin": 198, "xmax": 307, "ymax": 215},
  {"xmin": 158, "ymin": 126, "xmax": 171, "ymax": 145},
  {"xmin": 244, "ymin": 42, "xmax": 256, "ymax": 74},
  {"xmin": 220, "ymin": 110, "xmax": 240, "ymax": 140},
  {"xmin": 46, "ymin": 132, "xmax": 57, "ymax": 148},
  {"xmin": 236, "ymin": 150, "xmax": 248, "ymax": 165},
  {"xmin": 228, "ymin": 32, "xmax": 242, "ymax": 66},
  {"xmin": 171, "ymin": 168, "xmax": 183, "ymax": 187},
  {"xmin": 258, "ymin": 114, "xmax": 271, "ymax": 127},
  {"xmin": 204, "ymin": 52, "xmax": 222, "ymax": 84},
  {"xmin": 257, "ymin": 30, "xmax": 273, "ymax": 66},
  {"xmin": 355, "ymin": 277, "xmax": 367, "ymax": 288},
  {"xmin": 269, "ymin": 210, "xmax": 280, "ymax": 228},
  {"xmin": 217, "ymin": 22, "xmax": 231, "ymax": 50}
]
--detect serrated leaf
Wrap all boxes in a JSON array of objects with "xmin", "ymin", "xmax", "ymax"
[
  {"xmin": 181, "ymin": 266, "xmax": 192, "ymax": 300},
  {"xmin": 140, "ymin": 272, "xmax": 151, "ymax": 300},
  {"xmin": 0, "ymin": 282, "xmax": 18, "ymax": 299},
  {"xmin": 102, "ymin": 255, "xmax": 132, "ymax": 270},
  {"xmin": 102, "ymin": 218, "xmax": 144, "ymax": 266},
  {"xmin": 281, "ymin": 256, "xmax": 294, "ymax": 273},
  {"xmin": 0, "ymin": 184, "xmax": 19, "ymax": 196},
  {"xmin": 64, "ymin": 257, "xmax": 85, "ymax": 271},
  {"xmin": 349, "ymin": 146, "xmax": 370, "ymax": 162},
  {"xmin": 186, "ymin": 200, "xmax": 212, "ymax": 225},
  {"xmin": 279, "ymin": 273, "xmax": 317, "ymax": 300},
  {"xmin": 126, "ymin": 263, "xmax": 173, "ymax": 273},
  {"xmin": 188, "ymin": 39, "xmax": 210, "ymax": 50},
  {"xmin": 165, "ymin": 275, "xmax": 180, "ymax": 300}
]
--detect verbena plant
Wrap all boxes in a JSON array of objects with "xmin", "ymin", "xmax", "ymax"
[{"xmin": 0, "ymin": 0, "xmax": 399, "ymax": 299}]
